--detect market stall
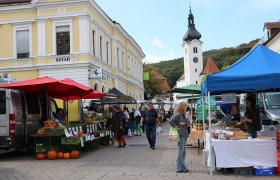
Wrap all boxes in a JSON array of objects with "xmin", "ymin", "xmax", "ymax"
[
  {"xmin": 0, "ymin": 77, "xmax": 111, "ymax": 160},
  {"xmin": 202, "ymin": 45, "xmax": 280, "ymax": 176}
]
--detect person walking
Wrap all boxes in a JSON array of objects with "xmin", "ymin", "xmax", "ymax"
[
  {"xmin": 169, "ymin": 102, "xmax": 191, "ymax": 173},
  {"xmin": 130, "ymin": 108, "xmax": 136, "ymax": 134},
  {"xmin": 134, "ymin": 108, "xmax": 142, "ymax": 136},
  {"xmin": 113, "ymin": 105, "xmax": 126, "ymax": 148},
  {"xmin": 139, "ymin": 104, "xmax": 146, "ymax": 133},
  {"xmin": 141, "ymin": 103, "xmax": 160, "ymax": 150},
  {"xmin": 123, "ymin": 107, "xmax": 131, "ymax": 137}
]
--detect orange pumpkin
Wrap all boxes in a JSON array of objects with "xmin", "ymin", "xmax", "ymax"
[
  {"xmin": 47, "ymin": 150, "xmax": 57, "ymax": 160},
  {"xmin": 71, "ymin": 150, "xmax": 80, "ymax": 159},
  {"xmin": 36, "ymin": 153, "xmax": 46, "ymax": 160},
  {"xmin": 63, "ymin": 153, "xmax": 71, "ymax": 159},
  {"xmin": 57, "ymin": 152, "xmax": 64, "ymax": 159}
]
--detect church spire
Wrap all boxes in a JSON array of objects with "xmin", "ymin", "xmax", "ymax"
[{"xmin": 183, "ymin": 5, "xmax": 201, "ymax": 42}]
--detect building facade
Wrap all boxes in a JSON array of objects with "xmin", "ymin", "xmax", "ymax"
[{"xmin": 0, "ymin": 0, "xmax": 145, "ymax": 119}]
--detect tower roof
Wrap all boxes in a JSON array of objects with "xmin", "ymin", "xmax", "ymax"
[
  {"xmin": 183, "ymin": 8, "xmax": 202, "ymax": 42},
  {"xmin": 201, "ymin": 58, "xmax": 220, "ymax": 75}
]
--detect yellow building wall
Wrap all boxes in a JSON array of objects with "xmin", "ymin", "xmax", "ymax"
[
  {"xmin": 0, "ymin": 10, "xmax": 36, "ymax": 21},
  {"xmin": 10, "ymin": 70, "xmax": 39, "ymax": 81},
  {"xmin": 55, "ymin": 99, "xmax": 79, "ymax": 122},
  {"xmin": 73, "ymin": 17, "xmax": 80, "ymax": 52},
  {"xmin": 45, "ymin": 19, "xmax": 53, "ymax": 55},
  {"xmin": 0, "ymin": 24, "xmax": 13, "ymax": 58},
  {"xmin": 32, "ymin": 23, "xmax": 38, "ymax": 56}
]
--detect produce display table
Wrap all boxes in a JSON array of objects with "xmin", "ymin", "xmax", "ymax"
[{"xmin": 209, "ymin": 138, "xmax": 278, "ymax": 168}]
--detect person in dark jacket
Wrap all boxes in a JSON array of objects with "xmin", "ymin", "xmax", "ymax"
[
  {"xmin": 241, "ymin": 96, "xmax": 261, "ymax": 138},
  {"xmin": 113, "ymin": 105, "xmax": 126, "ymax": 148},
  {"xmin": 169, "ymin": 102, "xmax": 191, "ymax": 173},
  {"xmin": 141, "ymin": 103, "xmax": 160, "ymax": 150}
]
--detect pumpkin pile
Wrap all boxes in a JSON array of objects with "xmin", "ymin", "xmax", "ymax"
[
  {"xmin": 38, "ymin": 150, "xmax": 80, "ymax": 160},
  {"xmin": 43, "ymin": 119, "xmax": 58, "ymax": 129}
]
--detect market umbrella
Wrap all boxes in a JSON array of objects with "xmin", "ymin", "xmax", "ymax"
[
  {"xmin": 165, "ymin": 84, "xmax": 201, "ymax": 94},
  {"xmin": 0, "ymin": 77, "xmax": 60, "ymax": 94},
  {"xmin": 50, "ymin": 78, "xmax": 93, "ymax": 99},
  {"xmin": 0, "ymin": 77, "xmax": 61, "ymax": 119},
  {"xmin": 58, "ymin": 91, "xmax": 105, "ymax": 101},
  {"xmin": 105, "ymin": 87, "xmax": 137, "ymax": 104}
]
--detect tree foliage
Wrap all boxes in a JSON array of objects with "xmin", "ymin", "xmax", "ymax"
[{"xmin": 143, "ymin": 65, "xmax": 163, "ymax": 99}]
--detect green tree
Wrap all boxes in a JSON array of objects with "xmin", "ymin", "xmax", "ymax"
[{"xmin": 143, "ymin": 65, "xmax": 163, "ymax": 99}]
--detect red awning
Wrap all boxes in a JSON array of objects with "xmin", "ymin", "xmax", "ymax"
[
  {"xmin": 0, "ymin": 77, "xmax": 60, "ymax": 95},
  {"xmin": 59, "ymin": 91, "xmax": 105, "ymax": 101}
]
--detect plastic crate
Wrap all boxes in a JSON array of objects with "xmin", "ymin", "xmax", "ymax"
[
  {"xmin": 45, "ymin": 128, "xmax": 65, "ymax": 136},
  {"xmin": 254, "ymin": 167, "xmax": 274, "ymax": 176},
  {"xmin": 61, "ymin": 137, "xmax": 81, "ymax": 145},
  {"xmin": 35, "ymin": 146, "xmax": 48, "ymax": 153},
  {"xmin": 234, "ymin": 167, "xmax": 253, "ymax": 176}
]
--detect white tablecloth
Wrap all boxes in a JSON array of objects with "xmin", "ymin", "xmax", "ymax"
[{"xmin": 211, "ymin": 139, "xmax": 278, "ymax": 168}]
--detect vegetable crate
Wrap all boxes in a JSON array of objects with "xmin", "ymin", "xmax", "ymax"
[
  {"xmin": 35, "ymin": 146, "xmax": 48, "ymax": 153},
  {"xmin": 254, "ymin": 167, "xmax": 274, "ymax": 176},
  {"xmin": 233, "ymin": 167, "xmax": 253, "ymax": 176},
  {"xmin": 45, "ymin": 129, "xmax": 65, "ymax": 136},
  {"xmin": 61, "ymin": 137, "xmax": 81, "ymax": 145}
]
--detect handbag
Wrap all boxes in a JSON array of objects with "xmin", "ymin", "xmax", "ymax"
[{"xmin": 169, "ymin": 127, "xmax": 180, "ymax": 142}]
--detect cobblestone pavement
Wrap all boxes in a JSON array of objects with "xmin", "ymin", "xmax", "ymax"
[{"xmin": 0, "ymin": 123, "xmax": 279, "ymax": 180}]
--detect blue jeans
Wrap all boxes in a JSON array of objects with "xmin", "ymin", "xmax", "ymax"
[
  {"xmin": 176, "ymin": 136, "xmax": 187, "ymax": 171},
  {"xmin": 145, "ymin": 125, "xmax": 156, "ymax": 147}
]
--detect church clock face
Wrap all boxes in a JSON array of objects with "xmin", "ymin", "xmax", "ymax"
[{"xmin": 193, "ymin": 57, "xmax": 198, "ymax": 63}]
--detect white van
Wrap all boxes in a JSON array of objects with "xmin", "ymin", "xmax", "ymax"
[{"xmin": 0, "ymin": 79, "xmax": 42, "ymax": 152}]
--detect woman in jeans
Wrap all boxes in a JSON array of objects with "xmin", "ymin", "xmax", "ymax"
[{"xmin": 169, "ymin": 102, "xmax": 190, "ymax": 173}]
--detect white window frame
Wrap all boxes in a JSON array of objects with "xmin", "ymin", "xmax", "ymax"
[
  {"xmin": 128, "ymin": 55, "xmax": 131, "ymax": 71},
  {"xmin": 117, "ymin": 47, "xmax": 120, "ymax": 68},
  {"xmin": 52, "ymin": 19, "xmax": 73, "ymax": 56},
  {"xmin": 106, "ymin": 37, "xmax": 111, "ymax": 64},
  {"xmin": 122, "ymin": 51, "xmax": 125, "ymax": 71},
  {"xmin": 99, "ymin": 33, "xmax": 104, "ymax": 61},
  {"xmin": 13, "ymin": 24, "xmax": 32, "ymax": 59},
  {"xmin": 92, "ymin": 24, "xmax": 98, "ymax": 57}
]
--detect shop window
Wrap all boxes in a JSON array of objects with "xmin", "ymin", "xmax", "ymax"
[
  {"xmin": 94, "ymin": 83, "xmax": 98, "ymax": 91},
  {"xmin": 16, "ymin": 30, "xmax": 30, "ymax": 59},
  {"xmin": 92, "ymin": 30, "xmax": 96, "ymax": 56},
  {"xmin": 196, "ymin": 81, "xmax": 198, "ymax": 85},
  {"xmin": 106, "ymin": 41, "xmax": 109, "ymax": 63},
  {"xmin": 102, "ymin": 86, "xmax": 105, "ymax": 93},
  {"xmin": 56, "ymin": 26, "xmax": 70, "ymax": 55},
  {"xmin": 100, "ymin": 36, "xmax": 103, "ymax": 60},
  {"xmin": 195, "ymin": 68, "xmax": 197, "ymax": 72}
]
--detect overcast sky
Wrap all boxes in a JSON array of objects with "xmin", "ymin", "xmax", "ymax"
[{"xmin": 95, "ymin": 0, "xmax": 280, "ymax": 63}]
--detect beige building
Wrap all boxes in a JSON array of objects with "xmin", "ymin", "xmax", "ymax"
[{"xmin": 0, "ymin": 0, "xmax": 145, "ymax": 120}]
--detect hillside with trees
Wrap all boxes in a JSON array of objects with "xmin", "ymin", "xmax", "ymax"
[{"xmin": 144, "ymin": 39, "xmax": 259, "ymax": 88}]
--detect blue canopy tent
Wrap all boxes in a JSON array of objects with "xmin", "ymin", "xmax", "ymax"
[
  {"xmin": 202, "ymin": 45, "xmax": 280, "ymax": 175},
  {"xmin": 202, "ymin": 45, "xmax": 280, "ymax": 95}
]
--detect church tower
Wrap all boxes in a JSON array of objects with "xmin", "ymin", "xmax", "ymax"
[{"xmin": 183, "ymin": 7, "xmax": 203, "ymax": 85}]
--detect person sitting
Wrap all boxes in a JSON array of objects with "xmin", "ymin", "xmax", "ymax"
[{"xmin": 54, "ymin": 108, "xmax": 64, "ymax": 123}]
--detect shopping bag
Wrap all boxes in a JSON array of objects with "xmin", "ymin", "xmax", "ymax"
[
  {"xmin": 169, "ymin": 127, "xmax": 180, "ymax": 142},
  {"xmin": 156, "ymin": 127, "xmax": 163, "ymax": 135}
]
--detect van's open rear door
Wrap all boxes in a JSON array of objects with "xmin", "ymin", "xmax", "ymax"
[{"xmin": 0, "ymin": 90, "xmax": 7, "ymax": 136}]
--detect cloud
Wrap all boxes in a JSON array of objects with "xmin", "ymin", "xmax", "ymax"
[
  {"xmin": 143, "ymin": 50, "xmax": 182, "ymax": 64},
  {"xmin": 152, "ymin": 37, "xmax": 165, "ymax": 49}
]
